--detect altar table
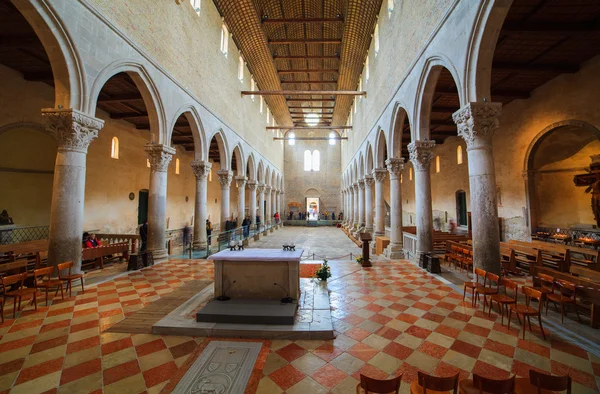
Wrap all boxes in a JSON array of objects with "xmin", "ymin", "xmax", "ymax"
[{"xmin": 208, "ymin": 248, "xmax": 304, "ymax": 300}]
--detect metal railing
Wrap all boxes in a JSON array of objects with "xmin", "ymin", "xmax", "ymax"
[
  {"xmin": 0, "ymin": 225, "xmax": 49, "ymax": 245},
  {"xmin": 402, "ymin": 231, "xmax": 417, "ymax": 259}
]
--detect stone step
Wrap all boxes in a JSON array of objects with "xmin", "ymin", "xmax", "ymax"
[{"xmin": 196, "ymin": 298, "xmax": 296, "ymax": 325}]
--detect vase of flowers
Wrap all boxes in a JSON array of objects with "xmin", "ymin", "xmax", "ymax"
[
  {"xmin": 356, "ymin": 255, "xmax": 363, "ymax": 264},
  {"xmin": 315, "ymin": 259, "xmax": 332, "ymax": 281}
]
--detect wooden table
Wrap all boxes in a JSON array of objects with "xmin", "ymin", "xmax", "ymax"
[
  {"xmin": 208, "ymin": 248, "xmax": 304, "ymax": 300},
  {"xmin": 375, "ymin": 236, "xmax": 390, "ymax": 255}
]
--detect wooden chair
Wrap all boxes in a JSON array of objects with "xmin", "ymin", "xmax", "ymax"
[
  {"xmin": 529, "ymin": 370, "xmax": 571, "ymax": 394},
  {"xmin": 1, "ymin": 272, "xmax": 37, "ymax": 318},
  {"xmin": 508, "ymin": 286, "xmax": 546, "ymax": 340},
  {"xmin": 458, "ymin": 374, "xmax": 515, "ymax": 394},
  {"xmin": 546, "ymin": 279, "xmax": 581, "ymax": 323},
  {"xmin": 410, "ymin": 372, "xmax": 459, "ymax": 394},
  {"xmin": 464, "ymin": 268, "xmax": 486, "ymax": 307},
  {"xmin": 534, "ymin": 273, "xmax": 555, "ymax": 303},
  {"xmin": 57, "ymin": 262, "xmax": 84, "ymax": 297},
  {"xmin": 356, "ymin": 374, "xmax": 402, "ymax": 394},
  {"xmin": 489, "ymin": 278, "xmax": 518, "ymax": 325},
  {"xmin": 475, "ymin": 272, "xmax": 500, "ymax": 310},
  {"xmin": 34, "ymin": 267, "xmax": 64, "ymax": 306}
]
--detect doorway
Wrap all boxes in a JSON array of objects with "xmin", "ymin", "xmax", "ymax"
[
  {"xmin": 306, "ymin": 197, "xmax": 319, "ymax": 220},
  {"xmin": 138, "ymin": 189, "xmax": 149, "ymax": 225},
  {"xmin": 456, "ymin": 190, "xmax": 467, "ymax": 227}
]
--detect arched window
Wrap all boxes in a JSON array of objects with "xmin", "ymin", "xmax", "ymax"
[
  {"xmin": 435, "ymin": 156, "xmax": 440, "ymax": 173},
  {"xmin": 266, "ymin": 110, "xmax": 270, "ymax": 124},
  {"xmin": 175, "ymin": 158, "xmax": 180, "ymax": 175},
  {"xmin": 288, "ymin": 132, "xmax": 296, "ymax": 146},
  {"xmin": 365, "ymin": 55, "xmax": 370, "ymax": 81},
  {"xmin": 374, "ymin": 23, "xmax": 380, "ymax": 55},
  {"xmin": 400, "ymin": 173, "xmax": 403, "ymax": 184},
  {"xmin": 237, "ymin": 56, "xmax": 244, "ymax": 82},
  {"xmin": 259, "ymin": 96, "xmax": 264, "ymax": 113},
  {"xmin": 146, "ymin": 158, "xmax": 151, "ymax": 168},
  {"xmin": 111, "ymin": 137, "xmax": 119, "ymax": 159},
  {"xmin": 312, "ymin": 150, "xmax": 320, "ymax": 171},
  {"xmin": 388, "ymin": 0, "xmax": 394, "ymax": 17},
  {"xmin": 409, "ymin": 167, "xmax": 413, "ymax": 181},
  {"xmin": 457, "ymin": 145, "xmax": 463, "ymax": 165},
  {"xmin": 190, "ymin": 0, "xmax": 200, "ymax": 15},
  {"xmin": 250, "ymin": 77, "xmax": 255, "ymax": 100},
  {"xmin": 329, "ymin": 132, "xmax": 336, "ymax": 145},
  {"xmin": 220, "ymin": 23, "xmax": 229, "ymax": 56},
  {"xmin": 304, "ymin": 150, "xmax": 312, "ymax": 171}
]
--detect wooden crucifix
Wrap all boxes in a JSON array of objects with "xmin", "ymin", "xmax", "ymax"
[{"xmin": 574, "ymin": 155, "xmax": 600, "ymax": 227}]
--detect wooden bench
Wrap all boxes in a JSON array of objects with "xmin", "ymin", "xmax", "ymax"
[
  {"xmin": 81, "ymin": 243, "xmax": 129, "ymax": 270},
  {"xmin": 509, "ymin": 240, "xmax": 567, "ymax": 271},
  {"xmin": 570, "ymin": 265, "xmax": 600, "ymax": 283},
  {"xmin": 500, "ymin": 242, "xmax": 541, "ymax": 273}
]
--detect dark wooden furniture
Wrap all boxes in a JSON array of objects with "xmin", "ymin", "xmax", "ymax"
[
  {"xmin": 459, "ymin": 374, "xmax": 515, "ymax": 394},
  {"xmin": 489, "ymin": 278, "xmax": 518, "ymax": 325},
  {"xmin": 2, "ymin": 272, "xmax": 36, "ymax": 318},
  {"xmin": 356, "ymin": 374, "xmax": 402, "ymax": 394},
  {"xmin": 529, "ymin": 370, "xmax": 571, "ymax": 394},
  {"xmin": 464, "ymin": 268, "xmax": 486, "ymax": 306},
  {"xmin": 410, "ymin": 372, "xmax": 459, "ymax": 394},
  {"xmin": 34, "ymin": 266, "xmax": 64, "ymax": 306},
  {"xmin": 57, "ymin": 262, "xmax": 84, "ymax": 297},
  {"xmin": 475, "ymin": 271, "xmax": 499, "ymax": 310},
  {"xmin": 509, "ymin": 286, "xmax": 546, "ymax": 340},
  {"xmin": 547, "ymin": 279, "xmax": 581, "ymax": 323},
  {"xmin": 82, "ymin": 242, "xmax": 129, "ymax": 269}
]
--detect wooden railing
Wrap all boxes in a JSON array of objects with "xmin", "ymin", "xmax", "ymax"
[
  {"xmin": 403, "ymin": 231, "xmax": 417, "ymax": 259},
  {"xmin": 95, "ymin": 233, "xmax": 140, "ymax": 254}
]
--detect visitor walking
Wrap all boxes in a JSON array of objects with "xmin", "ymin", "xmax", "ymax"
[{"xmin": 206, "ymin": 219, "xmax": 212, "ymax": 246}]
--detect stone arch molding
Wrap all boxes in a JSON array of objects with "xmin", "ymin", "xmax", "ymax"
[
  {"xmin": 305, "ymin": 188, "xmax": 321, "ymax": 198},
  {"xmin": 87, "ymin": 60, "xmax": 167, "ymax": 143},
  {"xmin": 0, "ymin": 122, "xmax": 53, "ymax": 139},
  {"xmin": 170, "ymin": 104, "xmax": 206, "ymax": 161},
  {"xmin": 208, "ymin": 128, "xmax": 231, "ymax": 168}
]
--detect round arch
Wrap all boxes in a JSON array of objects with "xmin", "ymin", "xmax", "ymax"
[
  {"xmin": 265, "ymin": 166, "xmax": 272, "ymax": 187},
  {"xmin": 231, "ymin": 144, "xmax": 246, "ymax": 176},
  {"xmin": 358, "ymin": 153, "xmax": 365, "ymax": 179},
  {"xmin": 389, "ymin": 104, "xmax": 411, "ymax": 159},
  {"xmin": 170, "ymin": 105, "xmax": 206, "ymax": 160},
  {"xmin": 246, "ymin": 153, "xmax": 257, "ymax": 181},
  {"xmin": 257, "ymin": 160, "xmax": 264, "ymax": 183},
  {"xmin": 208, "ymin": 129, "xmax": 230, "ymax": 168},
  {"xmin": 374, "ymin": 128, "xmax": 388, "ymax": 168},
  {"xmin": 365, "ymin": 143, "xmax": 374, "ymax": 174}
]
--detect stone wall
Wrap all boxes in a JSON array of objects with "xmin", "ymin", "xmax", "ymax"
[{"xmin": 284, "ymin": 130, "xmax": 341, "ymax": 216}]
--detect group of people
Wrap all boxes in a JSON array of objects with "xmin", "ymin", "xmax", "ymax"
[
  {"xmin": 82, "ymin": 232, "xmax": 102, "ymax": 248},
  {"xmin": 287, "ymin": 211, "xmax": 343, "ymax": 220}
]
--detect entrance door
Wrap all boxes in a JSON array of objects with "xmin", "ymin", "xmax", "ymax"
[
  {"xmin": 306, "ymin": 197, "xmax": 319, "ymax": 220},
  {"xmin": 456, "ymin": 190, "xmax": 467, "ymax": 226},
  {"xmin": 138, "ymin": 189, "xmax": 149, "ymax": 225}
]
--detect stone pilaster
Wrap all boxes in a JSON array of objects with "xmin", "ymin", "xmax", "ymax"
[
  {"xmin": 373, "ymin": 168, "xmax": 387, "ymax": 236},
  {"xmin": 265, "ymin": 186, "xmax": 272, "ymax": 231},
  {"xmin": 217, "ymin": 170, "xmax": 233, "ymax": 228},
  {"xmin": 145, "ymin": 143, "xmax": 176, "ymax": 262},
  {"xmin": 453, "ymin": 102, "xmax": 503, "ymax": 274},
  {"xmin": 352, "ymin": 183, "xmax": 359, "ymax": 228},
  {"xmin": 247, "ymin": 181, "xmax": 258, "ymax": 228},
  {"xmin": 190, "ymin": 160, "xmax": 211, "ymax": 249},
  {"xmin": 385, "ymin": 158, "xmax": 405, "ymax": 259},
  {"xmin": 235, "ymin": 176, "xmax": 247, "ymax": 226},
  {"xmin": 257, "ymin": 183, "xmax": 266, "ymax": 232},
  {"xmin": 43, "ymin": 108, "xmax": 104, "ymax": 272},
  {"xmin": 364, "ymin": 175, "xmax": 374, "ymax": 233},
  {"xmin": 357, "ymin": 179, "xmax": 365, "ymax": 228},
  {"xmin": 408, "ymin": 140, "xmax": 435, "ymax": 260}
]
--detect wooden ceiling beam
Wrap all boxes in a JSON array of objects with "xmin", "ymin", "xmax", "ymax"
[
  {"xmin": 286, "ymin": 98, "xmax": 336, "ymax": 102},
  {"xmin": 436, "ymin": 87, "xmax": 529, "ymax": 100},
  {"xmin": 268, "ymin": 126, "xmax": 352, "ymax": 130},
  {"xmin": 262, "ymin": 17, "xmax": 344, "ymax": 24},
  {"xmin": 0, "ymin": 35, "xmax": 40, "ymax": 48},
  {"xmin": 493, "ymin": 62, "xmax": 579, "ymax": 73},
  {"xmin": 278, "ymin": 69, "xmax": 339, "ymax": 74},
  {"xmin": 288, "ymin": 106, "xmax": 334, "ymax": 109},
  {"xmin": 110, "ymin": 111, "xmax": 148, "ymax": 119},
  {"xmin": 23, "ymin": 71, "xmax": 53, "ymax": 81},
  {"xmin": 502, "ymin": 21, "xmax": 600, "ymax": 34},
  {"xmin": 98, "ymin": 93, "xmax": 144, "ymax": 103},
  {"xmin": 274, "ymin": 55, "xmax": 340, "ymax": 60},
  {"xmin": 269, "ymin": 38, "xmax": 342, "ymax": 44},
  {"xmin": 242, "ymin": 90, "xmax": 364, "ymax": 96},
  {"xmin": 280, "ymin": 81, "xmax": 338, "ymax": 84}
]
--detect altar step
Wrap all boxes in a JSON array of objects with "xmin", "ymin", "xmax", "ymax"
[{"xmin": 196, "ymin": 299, "xmax": 296, "ymax": 325}]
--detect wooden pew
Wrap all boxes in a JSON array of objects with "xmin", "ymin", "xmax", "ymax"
[
  {"xmin": 531, "ymin": 265, "xmax": 600, "ymax": 328},
  {"xmin": 81, "ymin": 243, "xmax": 129, "ymax": 270},
  {"xmin": 500, "ymin": 242, "xmax": 541, "ymax": 273},
  {"xmin": 570, "ymin": 265, "xmax": 600, "ymax": 283},
  {"xmin": 500, "ymin": 245, "xmax": 517, "ymax": 274},
  {"xmin": 509, "ymin": 239, "xmax": 567, "ymax": 271}
]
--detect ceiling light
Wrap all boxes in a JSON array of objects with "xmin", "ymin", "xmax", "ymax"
[{"xmin": 305, "ymin": 113, "xmax": 319, "ymax": 126}]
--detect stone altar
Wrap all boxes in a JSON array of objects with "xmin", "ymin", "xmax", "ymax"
[{"xmin": 208, "ymin": 248, "xmax": 303, "ymax": 301}]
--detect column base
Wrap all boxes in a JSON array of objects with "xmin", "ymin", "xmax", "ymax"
[
  {"xmin": 193, "ymin": 241, "xmax": 208, "ymax": 250},
  {"xmin": 384, "ymin": 244, "xmax": 405, "ymax": 260},
  {"xmin": 148, "ymin": 248, "xmax": 168, "ymax": 263},
  {"xmin": 254, "ymin": 233, "xmax": 260, "ymax": 241}
]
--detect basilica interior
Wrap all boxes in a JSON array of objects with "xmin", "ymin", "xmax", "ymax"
[{"xmin": 0, "ymin": 0, "xmax": 600, "ymax": 393}]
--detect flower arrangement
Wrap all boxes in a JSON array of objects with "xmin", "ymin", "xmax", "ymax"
[
  {"xmin": 356, "ymin": 255, "xmax": 363, "ymax": 264},
  {"xmin": 315, "ymin": 259, "xmax": 332, "ymax": 281}
]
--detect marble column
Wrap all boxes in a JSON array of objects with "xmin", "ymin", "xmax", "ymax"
[
  {"xmin": 247, "ymin": 181, "xmax": 257, "ymax": 228},
  {"xmin": 364, "ymin": 175, "xmax": 374, "ymax": 233},
  {"xmin": 257, "ymin": 183, "xmax": 265, "ymax": 232},
  {"xmin": 373, "ymin": 168, "xmax": 387, "ymax": 236},
  {"xmin": 190, "ymin": 160, "xmax": 211, "ymax": 249},
  {"xmin": 358, "ymin": 179, "xmax": 365, "ymax": 227},
  {"xmin": 265, "ymin": 186, "xmax": 272, "ymax": 226},
  {"xmin": 408, "ymin": 140, "xmax": 435, "ymax": 260},
  {"xmin": 217, "ymin": 170, "xmax": 233, "ymax": 229},
  {"xmin": 279, "ymin": 191, "xmax": 284, "ymax": 226},
  {"xmin": 235, "ymin": 176, "xmax": 247, "ymax": 226},
  {"xmin": 145, "ymin": 143, "xmax": 176, "ymax": 262},
  {"xmin": 385, "ymin": 158, "xmax": 405, "ymax": 258},
  {"xmin": 352, "ymin": 183, "xmax": 359, "ymax": 228},
  {"xmin": 453, "ymin": 102, "xmax": 503, "ymax": 274},
  {"xmin": 342, "ymin": 189, "xmax": 347, "ymax": 225},
  {"xmin": 43, "ymin": 108, "xmax": 104, "ymax": 272}
]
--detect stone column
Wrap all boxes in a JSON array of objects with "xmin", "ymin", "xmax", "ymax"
[
  {"xmin": 408, "ymin": 140, "xmax": 435, "ymax": 260},
  {"xmin": 43, "ymin": 108, "xmax": 104, "ymax": 272},
  {"xmin": 257, "ymin": 183, "xmax": 265, "ymax": 232},
  {"xmin": 279, "ymin": 191, "xmax": 285, "ymax": 226},
  {"xmin": 235, "ymin": 176, "xmax": 247, "ymax": 227},
  {"xmin": 373, "ymin": 168, "xmax": 387, "ymax": 236},
  {"xmin": 352, "ymin": 183, "xmax": 359, "ymax": 228},
  {"xmin": 364, "ymin": 175, "xmax": 374, "ymax": 233},
  {"xmin": 357, "ymin": 179, "xmax": 365, "ymax": 227},
  {"xmin": 384, "ymin": 158, "xmax": 405, "ymax": 258},
  {"xmin": 342, "ymin": 189, "xmax": 346, "ymax": 225},
  {"xmin": 190, "ymin": 160, "xmax": 211, "ymax": 249},
  {"xmin": 453, "ymin": 102, "xmax": 502, "ymax": 274},
  {"xmin": 145, "ymin": 144, "xmax": 176, "ymax": 262},
  {"xmin": 217, "ymin": 170, "xmax": 233, "ymax": 229},
  {"xmin": 247, "ymin": 181, "xmax": 257, "ymax": 228},
  {"xmin": 265, "ymin": 186, "xmax": 272, "ymax": 226}
]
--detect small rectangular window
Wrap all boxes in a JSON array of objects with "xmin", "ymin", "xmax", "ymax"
[
  {"xmin": 250, "ymin": 78, "xmax": 255, "ymax": 101},
  {"xmin": 175, "ymin": 158, "xmax": 180, "ymax": 175},
  {"xmin": 259, "ymin": 96, "xmax": 264, "ymax": 113},
  {"xmin": 374, "ymin": 23, "xmax": 380, "ymax": 56},
  {"xmin": 358, "ymin": 78, "xmax": 363, "ymax": 100},
  {"xmin": 238, "ymin": 56, "xmax": 244, "ymax": 82},
  {"xmin": 220, "ymin": 23, "xmax": 229, "ymax": 56},
  {"xmin": 388, "ymin": 0, "xmax": 394, "ymax": 17},
  {"xmin": 365, "ymin": 56, "xmax": 370, "ymax": 81},
  {"xmin": 190, "ymin": 0, "xmax": 200, "ymax": 15}
]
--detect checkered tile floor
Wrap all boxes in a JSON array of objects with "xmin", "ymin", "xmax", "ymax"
[{"xmin": 0, "ymin": 258, "xmax": 598, "ymax": 394}]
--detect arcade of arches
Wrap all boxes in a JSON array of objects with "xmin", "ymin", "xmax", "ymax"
[{"xmin": 1, "ymin": 0, "xmax": 600, "ymax": 393}]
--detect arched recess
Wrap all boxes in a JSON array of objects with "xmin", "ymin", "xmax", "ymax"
[
  {"xmin": 524, "ymin": 120, "xmax": 600, "ymax": 231},
  {"xmin": 231, "ymin": 144, "xmax": 245, "ymax": 177},
  {"xmin": 305, "ymin": 188, "xmax": 321, "ymax": 198},
  {"xmin": 170, "ymin": 105, "xmax": 206, "ymax": 160},
  {"xmin": 257, "ymin": 161, "xmax": 264, "ymax": 184},
  {"xmin": 352, "ymin": 161, "xmax": 358, "ymax": 185},
  {"xmin": 465, "ymin": 0, "xmax": 512, "ymax": 103},
  {"xmin": 358, "ymin": 153, "xmax": 365, "ymax": 179},
  {"xmin": 365, "ymin": 143, "xmax": 374, "ymax": 174},
  {"xmin": 208, "ymin": 130, "xmax": 230, "ymax": 169},
  {"xmin": 389, "ymin": 104, "xmax": 411, "ymax": 160},
  {"xmin": 10, "ymin": 0, "xmax": 83, "ymax": 110},
  {"xmin": 89, "ymin": 61, "xmax": 166, "ymax": 143},
  {"xmin": 265, "ymin": 166, "xmax": 271, "ymax": 187},
  {"xmin": 271, "ymin": 170, "xmax": 277, "ymax": 189},
  {"xmin": 375, "ymin": 128, "xmax": 388, "ymax": 168},
  {"xmin": 414, "ymin": 56, "xmax": 464, "ymax": 141},
  {"xmin": 246, "ymin": 153, "xmax": 256, "ymax": 181}
]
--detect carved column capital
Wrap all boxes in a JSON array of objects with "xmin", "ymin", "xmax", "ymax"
[
  {"xmin": 364, "ymin": 175, "xmax": 374, "ymax": 187},
  {"xmin": 358, "ymin": 179, "xmax": 365, "ymax": 190},
  {"xmin": 408, "ymin": 140, "xmax": 435, "ymax": 171},
  {"xmin": 216, "ymin": 170, "xmax": 233, "ymax": 189},
  {"xmin": 352, "ymin": 182, "xmax": 359, "ymax": 191},
  {"xmin": 190, "ymin": 160, "xmax": 212, "ymax": 180},
  {"xmin": 373, "ymin": 168, "xmax": 387, "ymax": 183},
  {"xmin": 452, "ymin": 102, "xmax": 502, "ymax": 149},
  {"xmin": 235, "ymin": 175, "xmax": 247, "ymax": 189},
  {"xmin": 385, "ymin": 157, "xmax": 405, "ymax": 178},
  {"xmin": 257, "ymin": 183, "xmax": 266, "ymax": 194},
  {"xmin": 42, "ymin": 108, "xmax": 104, "ymax": 153},
  {"xmin": 145, "ymin": 144, "xmax": 176, "ymax": 173},
  {"xmin": 246, "ymin": 180, "xmax": 257, "ymax": 191},
  {"xmin": 265, "ymin": 185, "xmax": 272, "ymax": 194}
]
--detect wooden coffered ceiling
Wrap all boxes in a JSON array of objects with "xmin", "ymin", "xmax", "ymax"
[{"xmin": 213, "ymin": 0, "xmax": 381, "ymax": 129}]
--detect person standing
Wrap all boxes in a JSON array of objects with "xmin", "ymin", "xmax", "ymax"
[
  {"xmin": 140, "ymin": 221, "xmax": 148, "ymax": 252},
  {"xmin": 206, "ymin": 219, "xmax": 212, "ymax": 246}
]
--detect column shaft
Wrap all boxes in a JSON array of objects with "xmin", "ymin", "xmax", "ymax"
[
  {"xmin": 217, "ymin": 170, "xmax": 233, "ymax": 228},
  {"xmin": 409, "ymin": 140, "xmax": 435, "ymax": 259},
  {"xmin": 385, "ymin": 158, "xmax": 405, "ymax": 259},
  {"xmin": 352, "ymin": 184, "xmax": 359, "ymax": 227},
  {"xmin": 236, "ymin": 176, "xmax": 247, "ymax": 226},
  {"xmin": 248, "ymin": 181, "xmax": 257, "ymax": 228},
  {"xmin": 358, "ymin": 179, "xmax": 365, "ymax": 227},
  {"xmin": 364, "ymin": 176, "xmax": 374, "ymax": 233},
  {"xmin": 191, "ymin": 161, "xmax": 211, "ymax": 249},
  {"xmin": 373, "ymin": 169, "xmax": 387, "ymax": 236},
  {"xmin": 258, "ymin": 184, "xmax": 266, "ymax": 231}
]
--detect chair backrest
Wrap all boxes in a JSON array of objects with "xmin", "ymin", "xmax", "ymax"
[
  {"xmin": 555, "ymin": 279, "xmax": 577, "ymax": 300},
  {"xmin": 474, "ymin": 268, "xmax": 486, "ymax": 285},
  {"xmin": 486, "ymin": 272, "xmax": 500, "ymax": 288},
  {"xmin": 1, "ymin": 272, "xmax": 26, "ymax": 291},
  {"xmin": 522, "ymin": 286, "xmax": 543, "ymax": 307},
  {"xmin": 529, "ymin": 370, "xmax": 571, "ymax": 394},
  {"xmin": 472, "ymin": 374, "xmax": 515, "ymax": 394},
  {"xmin": 56, "ymin": 262, "xmax": 73, "ymax": 278},
  {"xmin": 501, "ymin": 278, "xmax": 518, "ymax": 297},
  {"xmin": 360, "ymin": 374, "xmax": 402, "ymax": 394},
  {"xmin": 417, "ymin": 372, "xmax": 459, "ymax": 394},
  {"xmin": 537, "ymin": 273, "xmax": 554, "ymax": 290},
  {"xmin": 34, "ymin": 266, "xmax": 55, "ymax": 280}
]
